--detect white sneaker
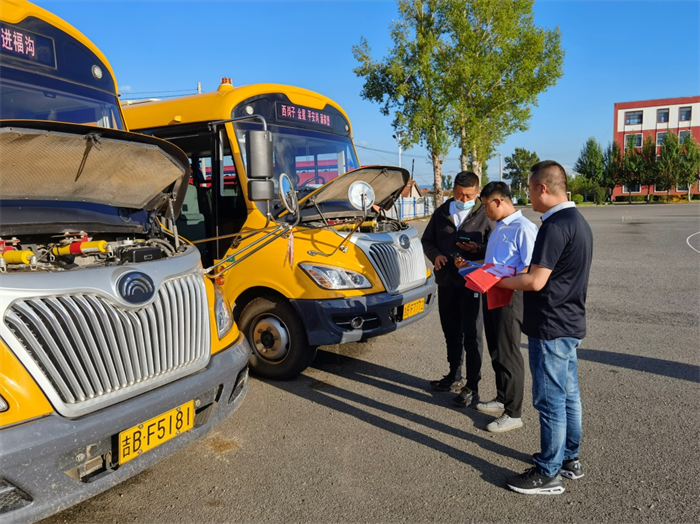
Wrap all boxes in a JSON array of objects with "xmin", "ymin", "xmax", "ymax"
[
  {"xmin": 486, "ymin": 413, "xmax": 523, "ymax": 433},
  {"xmin": 475, "ymin": 399, "xmax": 505, "ymax": 414}
]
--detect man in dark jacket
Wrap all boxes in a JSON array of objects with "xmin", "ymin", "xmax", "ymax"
[{"xmin": 421, "ymin": 171, "xmax": 495, "ymax": 400}]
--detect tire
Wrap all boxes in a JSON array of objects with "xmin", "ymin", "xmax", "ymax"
[{"xmin": 238, "ymin": 296, "xmax": 316, "ymax": 380}]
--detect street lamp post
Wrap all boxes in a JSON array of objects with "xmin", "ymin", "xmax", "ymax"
[{"xmin": 392, "ymin": 132, "xmax": 402, "ymax": 168}]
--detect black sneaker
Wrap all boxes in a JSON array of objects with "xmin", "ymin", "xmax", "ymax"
[
  {"xmin": 559, "ymin": 458, "xmax": 584, "ymax": 480},
  {"xmin": 451, "ymin": 387, "xmax": 478, "ymax": 407},
  {"xmin": 506, "ymin": 467, "xmax": 565, "ymax": 495},
  {"xmin": 429, "ymin": 375, "xmax": 462, "ymax": 392}
]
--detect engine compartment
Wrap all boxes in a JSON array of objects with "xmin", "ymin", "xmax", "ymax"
[{"xmin": 0, "ymin": 228, "xmax": 184, "ymax": 273}]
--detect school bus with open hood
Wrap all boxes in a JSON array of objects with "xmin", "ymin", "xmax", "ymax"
[
  {"xmin": 123, "ymin": 78, "xmax": 437, "ymax": 380},
  {"xmin": 0, "ymin": 2, "xmax": 251, "ymax": 521}
]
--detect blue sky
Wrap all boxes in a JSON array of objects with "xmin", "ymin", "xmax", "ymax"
[{"xmin": 35, "ymin": 0, "xmax": 700, "ymax": 189}]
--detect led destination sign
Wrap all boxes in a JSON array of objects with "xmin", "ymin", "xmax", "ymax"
[
  {"xmin": 277, "ymin": 103, "xmax": 332, "ymax": 127},
  {"xmin": 1, "ymin": 23, "xmax": 56, "ymax": 68}
]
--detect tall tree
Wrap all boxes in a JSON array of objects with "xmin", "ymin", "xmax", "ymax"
[
  {"xmin": 574, "ymin": 137, "xmax": 604, "ymax": 182},
  {"xmin": 657, "ymin": 131, "xmax": 682, "ymax": 201},
  {"xmin": 614, "ymin": 135, "xmax": 643, "ymax": 203},
  {"xmin": 602, "ymin": 140, "xmax": 622, "ymax": 197},
  {"xmin": 638, "ymin": 135, "xmax": 659, "ymax": 202},
  {"xmin": 442, "ymin": 0, "xmax": 564, "ymax": 180},
  {"xmin": 353, "ymin": 0, "xmax": 451, "ymax": 204},
  {"xmin": 504, "ymin": 147, "xmax": 539, "ymax": 196},
  {"xmin": 441, "ymin": 174, "xmax": 454, "ymax": 190},
  {"xmin": 679, "ymin": 134, "xmax": 700, "ymax": 202}
]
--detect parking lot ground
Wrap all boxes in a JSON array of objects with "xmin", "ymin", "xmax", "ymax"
[{"xmin": 42, "ymin": 204, "xmax": 699, "ymax": 524}]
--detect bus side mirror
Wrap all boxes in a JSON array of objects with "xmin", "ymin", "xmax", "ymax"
[
  {"xmin": 248, "ymin": 179, "xmax": 275, "ymax": 201},
  {"xmin": 246, "ymin": 130, "xmax": 273, "ymax": 179}
]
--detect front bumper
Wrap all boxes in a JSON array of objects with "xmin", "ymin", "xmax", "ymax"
[
  {"xmin": 291, "ymin": 274, "xmax": 436, "ymax": 346},
  {"xmin": 0, "ymin": 334, "xmax": 250, "ymax": 524}
]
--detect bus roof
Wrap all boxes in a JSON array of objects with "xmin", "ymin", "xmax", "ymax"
[
  {"xmin": 123, "ymin": 80, "xmax": 353, "ymax": 136},
  {"xmin": 1, "ymin": 0, "xmax": 119, "ymax": 95}
]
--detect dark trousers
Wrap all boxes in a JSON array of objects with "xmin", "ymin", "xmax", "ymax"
[
  {"xmin": 483, "ymin": 290, "xmax": 524, "ymax": 418},
  {"xmin": 437, "ymin": 286, "xmax": 484, "ymax": 392}
]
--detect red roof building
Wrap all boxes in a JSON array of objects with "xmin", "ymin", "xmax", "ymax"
[{"xmin": 613, "ymin": 96, "xmax": 700, "ymax": 199}]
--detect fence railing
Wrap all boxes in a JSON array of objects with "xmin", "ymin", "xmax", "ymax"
[{"xmin": 387, "ymin": 197, "xmax": 444, "ymax": 220}]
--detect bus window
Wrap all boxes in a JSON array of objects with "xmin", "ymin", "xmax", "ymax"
[
  {"xmin": 235, "ymin": 123, "xmax": 359, "ymax": 191},
  {"xmin": 0, "ymin": 73, "xmax": 123, "ymax": 129}
]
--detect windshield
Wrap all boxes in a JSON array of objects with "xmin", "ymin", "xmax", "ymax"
[
  {"xmin": 0, "ymin": 68, "xmax": 123, "ymax": 129},
  {"xmin": 234, "ymin": 123, "xmax": 359, "ymax": 191}
]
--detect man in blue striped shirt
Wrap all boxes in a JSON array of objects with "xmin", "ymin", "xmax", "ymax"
[{"xmin": 456, "ymin": 182, "xmax": 538, "ymax": 434}]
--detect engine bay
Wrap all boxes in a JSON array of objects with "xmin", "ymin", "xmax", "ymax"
[{"xmin": 0, "ymin": 229, "xmax": 184, "ymax": 273}]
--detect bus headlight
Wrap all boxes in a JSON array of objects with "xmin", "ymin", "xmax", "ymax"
[
  {"xmin": 214, "ymin": 285, "xmax": 234, "ymax": 339},
  {"xmin": 300, "ymin": 264, "xmax": 371, "ymax": 290},
  {"xmin": 0, "ymin": 394, "xmax": 8, "ymax": 413}
]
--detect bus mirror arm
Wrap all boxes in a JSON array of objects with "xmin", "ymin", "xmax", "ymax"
[
  {"xmin": 208, "ymin": 114, "xmax": 268, "ymax": 132},
  {"xmin": 204, "ymin": 224, "xmax": 289, "ymax": 277}
]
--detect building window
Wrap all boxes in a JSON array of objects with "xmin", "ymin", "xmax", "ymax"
[
  {"xmin": 679, "ymin": 107, "xmax": 692, "ymax": 121},
  {"xmin": 625, "ymin": 133, "xmax": 643, "ymax": 148},
  {"xmin": 622, "ymin": 183, "xmax": 641, "ymax": 193},
  {"xmin": 677, "ymin": 184, "xmax": 688, "ymax": 192},
  {"xmin": 625, "ymin": 111, "xmax": 643, "ymax": 125},
  {"xmin": 679, "ymin": 130, "xmax": 691, "ymax": 142},
  {"xmin": 656, "ymin": 132, "xmax": 667, "ymax": 146},
  {"xmin": 657, "ymin": 108, "xmax": 669, "ymax": 123}
]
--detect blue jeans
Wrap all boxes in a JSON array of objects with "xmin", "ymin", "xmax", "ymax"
[{"xmin": 528, "ymin": 337, "xmax": 582, "ymax": 477}]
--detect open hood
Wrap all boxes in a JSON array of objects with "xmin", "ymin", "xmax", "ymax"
[
  {"xmin": 297, "ymin": 165, "xmax": 410, "ymax": 212},
  {"xmin": 0, "ymin": 121, "xmax": 190, "ymax": 217}
]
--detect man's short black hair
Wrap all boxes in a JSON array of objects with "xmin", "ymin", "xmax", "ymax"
[
  {"xmin": 454, "ymin": 171, "xmax": 480, "ymax": 189},
  {"xmin": 481, "ymin": 181, "xmax": 511, "ymax": 200},
  {"xmin": 531, "ymin": 160, "xmax": 567, "ymax": 195}
]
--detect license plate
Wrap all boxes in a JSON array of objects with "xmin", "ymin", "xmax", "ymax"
[
  {"xmin": 400, "ymin": 297, "xmax": 425, "ymax": 321},
  {"xmin": 118, "ymin": 401, "xmax": 195, "ymax": 464}
]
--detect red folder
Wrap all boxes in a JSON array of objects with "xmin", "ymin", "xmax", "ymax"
[{"xmin": 464, "ymin": 264, "xmax": 515, "ymax": 310}]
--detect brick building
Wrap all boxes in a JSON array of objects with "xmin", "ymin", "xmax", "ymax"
[{"xmin": 613, "ymin": 96, "xmax": 700, "ymax": 199}]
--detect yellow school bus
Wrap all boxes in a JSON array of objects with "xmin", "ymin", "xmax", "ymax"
[
  {"xmin": 0, "ymin": 2, "xmax": 250, "ymax": 521},
  {"xmin": 124, "ymin": 79, "xmax": 437, "ymax": 379}
]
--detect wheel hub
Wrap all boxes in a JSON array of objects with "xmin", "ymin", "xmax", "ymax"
[{"xmin": 252, "ymin": 316, "xmax": 290, "ymax": 362}]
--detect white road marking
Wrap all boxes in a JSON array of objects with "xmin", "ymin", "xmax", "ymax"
[{"xmin": 686, "ymin": 231, "xmax": 700, "ymax": 254}]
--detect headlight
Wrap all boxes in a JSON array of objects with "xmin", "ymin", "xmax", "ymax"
[
  {"xmin": 300, "ymin": 263, "xmax": 371, "ymax": 290},
  {"xmin": 0, "ymin": 394, "xmax": 8, "ymax": 412},
  {"xmin": 214, "ymin": 285, "xmax": 234, "ymax": 339}
]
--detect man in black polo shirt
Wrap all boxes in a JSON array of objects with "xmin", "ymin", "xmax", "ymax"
[{"xmin": 496, "ymin": 160, "xmax": 593, "ymax": 495}]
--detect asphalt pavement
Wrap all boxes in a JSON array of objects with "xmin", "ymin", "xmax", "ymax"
[{"xmin": 41, "ymin": 203, "xmax": 700, "ymax": 524}]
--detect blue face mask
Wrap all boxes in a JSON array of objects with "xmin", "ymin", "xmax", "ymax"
[{"xmin": 454, "ymin": 199, "xmax": 475, "ymax": 211}]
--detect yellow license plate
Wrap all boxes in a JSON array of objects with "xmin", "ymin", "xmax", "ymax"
[
  {"xmin": 401, "ymin": 297, "xmax": 425, "ymax": 321},
  {"xmin": 119, "ymin": 401, "xmax": 195, "ymax": 464}
]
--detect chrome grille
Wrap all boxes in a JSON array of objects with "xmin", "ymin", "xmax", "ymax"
[
  {"xmin": 4, "ymin": 273, "xmax": 210, "ymax": 411},
  {"xmin": 368, "ymin": 237, "xmax": 426, "ymax": 294}
]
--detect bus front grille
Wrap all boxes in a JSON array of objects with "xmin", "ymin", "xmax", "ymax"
[
  {"xmin": 4, "ymin": 273, "xmax": 210, "ymax": 415},
  {"xmin": 368, "ymin": 237, "xmax": 426, "ymax": 294}
]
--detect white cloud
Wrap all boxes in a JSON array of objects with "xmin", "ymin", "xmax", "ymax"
[{"xmin": 121, "ymin": 85, "xmax": 132, "ymax": 92}]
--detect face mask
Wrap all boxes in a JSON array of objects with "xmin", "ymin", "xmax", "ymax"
[{"xmin": 454, "ymin": 199, "xmax": 475, "ymax": 211}]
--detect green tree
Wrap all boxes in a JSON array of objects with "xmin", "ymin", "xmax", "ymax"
[
  {"xmin": 442, "ymin": 0, "xmax": 564, "ymax": 181},
  {"xmin": 504, "ymin": 148, "xmax": 539, "ymax": 197},
  {"xmin": 657, "ymin": 131, "xmax": 682, "ymax": 201},
  {"xmin": 602, "ymin": 140, "xmax": 622, "ymax": 200},
  {"xmin": 353, "ymin": 0, "xmax": 451, "ymax": 204},
  {"xmin": 638, "ymin": 135, "xmax": 658, "ymax": 202},
  {"xmin": 574, "ymin": 137, "xmax": 604, "ymax": 182},
  {"xmin": 441, "ymin": 174, "xmax": 454, "ymax": 190},
  {"xmin": 679, "ymin": 134, "xmax": 700, "ymax": 202},
  {"xmin": 618, "ymin": 135, "xmax": 642, "ymax": 203}
]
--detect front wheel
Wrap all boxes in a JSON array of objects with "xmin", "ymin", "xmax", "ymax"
[{"xmin": 239, "ymin": 296, "xmax": 316, "ymax": 379}]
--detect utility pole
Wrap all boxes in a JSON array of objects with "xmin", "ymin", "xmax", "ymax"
[
  {"xmin": 499, "ymin": 153, "xmax": 503, "ymax": 182},
  {"xmin": 197, "ymin": 82, "xmax": 202, "ymax": 94},
  {"xmin": 392, "ymin": 132, "xmax": 403, "ymax": 168}
]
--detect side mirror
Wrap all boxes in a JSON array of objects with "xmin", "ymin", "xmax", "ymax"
[
  {"xmin": 246, "ymin": 130, "xmax": 273, "ymax": 179},
  {"xmin": 278, "ymin": 173, "xmax": 298, "ymax": 214},
  {"xmin": 347, "ymin": 180, "xmax": 375, "ymax": 211},
  {"xmin": 248, "ymin": 179, "xmax": 275, "ymax": 201}
]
